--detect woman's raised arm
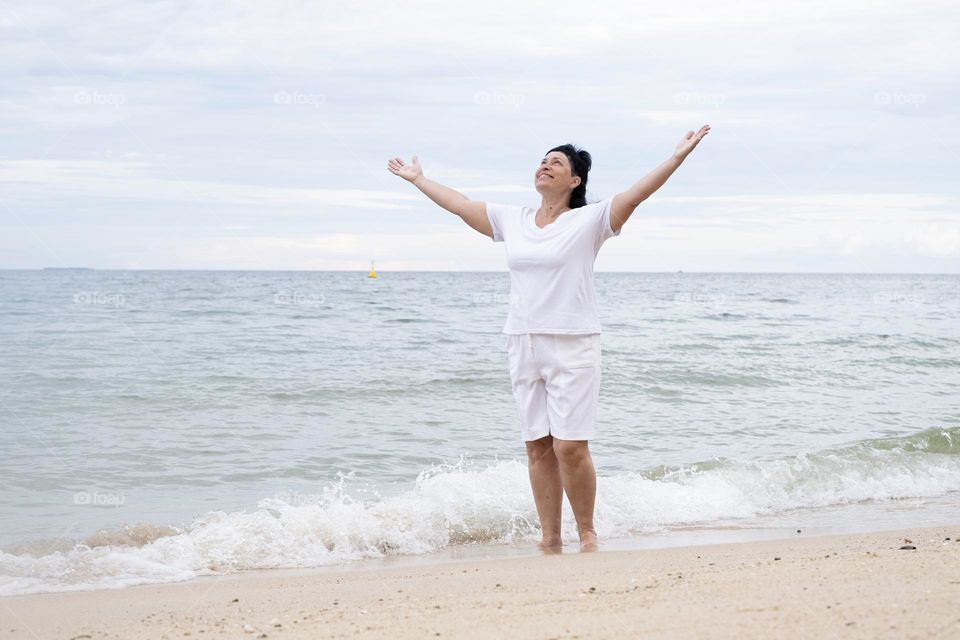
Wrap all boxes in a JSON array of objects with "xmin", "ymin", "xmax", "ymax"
[
  {"xmin": 610, "ymin": 125, "xmax": 710, "ymax": 234},
  {"xmin": 387, "ymin": 156, "xmax": 493, "ymax": 238}
]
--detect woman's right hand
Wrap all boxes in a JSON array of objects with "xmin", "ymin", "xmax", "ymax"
[
  {"xmin": 387, "ymin": 156, "xmax": 423, "ymax": 183},
  {"xmin": 384, "ymin": 155, "xmax": 493, "ymax": 238}
]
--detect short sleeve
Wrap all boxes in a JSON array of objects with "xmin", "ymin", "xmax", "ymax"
[
  {"xmin": 595, "ymin": 196, "xmax": 620, "ymax": 244},
  {"xmin": 486, "ymin": 203, "xmax": 507, "ymax": 242}
]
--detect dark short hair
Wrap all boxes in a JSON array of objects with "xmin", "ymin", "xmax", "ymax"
[{"xmin": 547, "ymin": 144, "xmax": 592, "ymax": 208}]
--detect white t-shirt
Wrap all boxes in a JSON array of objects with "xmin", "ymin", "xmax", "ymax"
[{"xmin": 486, "ymin": 196, "xmax": 620, "ymax": 335}]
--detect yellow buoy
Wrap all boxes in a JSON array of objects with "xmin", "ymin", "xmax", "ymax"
[{"xmin": 368, "ymin": 260, "xmax": 377, "ymax": 278}]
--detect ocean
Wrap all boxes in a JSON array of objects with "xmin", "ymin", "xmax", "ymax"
[{"xmin": 1, "ymin": 270, "xmax": 958, "ymax": 596}]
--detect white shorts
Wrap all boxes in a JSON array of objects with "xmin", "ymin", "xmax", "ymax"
[{"xmin": 504, "ymin": 333, "xmax": 602, "ymax": 442}]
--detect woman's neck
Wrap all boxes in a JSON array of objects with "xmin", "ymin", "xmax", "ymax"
[{"xmin": 537, "ymin": 193, "xmax": 571, "ymax": 221}]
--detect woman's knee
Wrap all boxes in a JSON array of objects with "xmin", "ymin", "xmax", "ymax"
[
  {"xmin": 525, "ymin": 435, "xmax": 555, "ymax": 464},
  {"xmin": 552, "ymin": 439, "xmax": 589, "ymax": 465}
]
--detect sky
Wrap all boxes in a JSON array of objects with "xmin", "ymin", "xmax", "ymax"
[{"xmin": 1, "ymin": 0, "xmax": 957, "ymax": 272}]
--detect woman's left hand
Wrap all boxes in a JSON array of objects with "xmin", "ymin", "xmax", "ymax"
[{"xmin": 674, "ymin": 125, "xmax": 711, "ymax": 161}]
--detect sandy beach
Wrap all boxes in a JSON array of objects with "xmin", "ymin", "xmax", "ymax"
[{"xmin": 4, "ymin": 524, "xmax": 958, "ymax": 639}]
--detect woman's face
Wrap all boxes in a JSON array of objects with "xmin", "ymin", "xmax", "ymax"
[{"xmin": 535, "ymin": 151, "xmax": 580, "ymax": 195}]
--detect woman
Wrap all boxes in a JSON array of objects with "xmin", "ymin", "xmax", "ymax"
[{"xmin": 386, "ymin": 125, "xmax": 710, "ymax": 552}]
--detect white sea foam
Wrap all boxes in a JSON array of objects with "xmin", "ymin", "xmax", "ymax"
[{"xmin": 2, "ymin": 428, "xmax": 959, "ymax": 596}]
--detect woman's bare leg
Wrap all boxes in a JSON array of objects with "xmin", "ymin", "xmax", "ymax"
[
  {"xmin": 552, "ymin": 438, "xmax": 598, "ymax": 551},
  {"xmin": 525, "ymin": 435, "xmax": 563, "ymax": 550}
]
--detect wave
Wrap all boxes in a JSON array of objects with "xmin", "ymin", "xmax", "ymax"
[{"xmin": 2, "ymin": 426, "xmax": 959, "ymax": 597}]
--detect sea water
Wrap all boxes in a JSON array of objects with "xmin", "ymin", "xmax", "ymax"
[{"xmin": 0, "ymin": 270, "xmax": 957, "ymax": 595}]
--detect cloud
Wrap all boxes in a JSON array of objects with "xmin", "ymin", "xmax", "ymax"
[
  {"xmin": 0, "ymin": 159, "xmax": 418, "ymax": 211},
  {"xmin": 0, "ymin": 0, "xmax": 957, "ymax": 271}
]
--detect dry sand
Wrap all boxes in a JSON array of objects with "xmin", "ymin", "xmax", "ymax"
[{"xmin": 3, "ymin": 525, "xmax": 959, "ymax": 639}]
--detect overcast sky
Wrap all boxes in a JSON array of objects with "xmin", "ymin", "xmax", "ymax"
[{"xmin": 1, "ymin": 0, "xmax": 957, "ymax": 272}]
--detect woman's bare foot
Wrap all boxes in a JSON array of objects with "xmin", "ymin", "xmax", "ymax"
[
  {"xmin": 578, "ymin": 529, "xmax": 598, "ymax": 552},
  {"xmin": 537, "ymin": 537, "xmax": 563, "ymax": 553}
]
